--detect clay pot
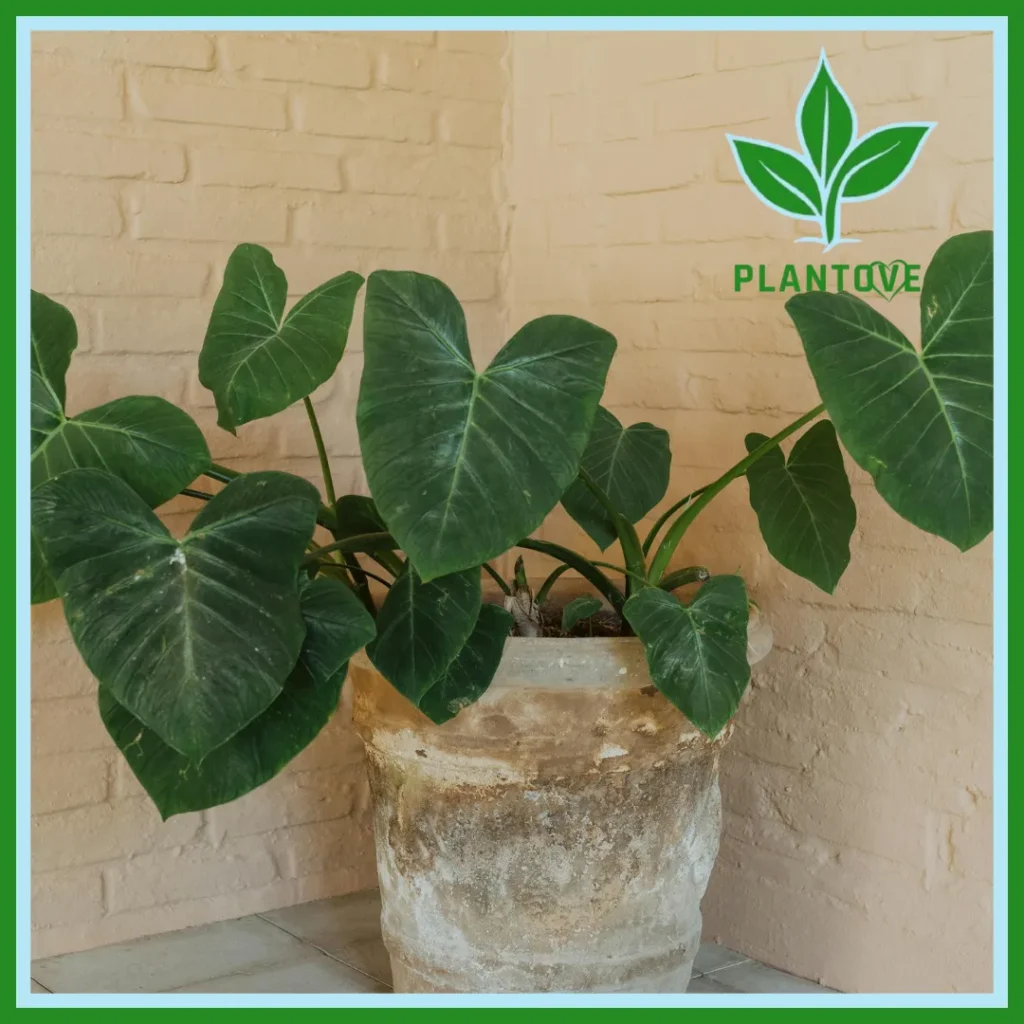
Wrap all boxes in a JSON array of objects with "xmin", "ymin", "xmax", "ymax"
[{"xmin": 350, "ymin": 637, "xmax": 730, "ymax": 993}]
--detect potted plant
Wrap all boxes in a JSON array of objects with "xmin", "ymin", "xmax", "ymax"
[{"xmin": 30, "ymin": 231, "xmax": 992, "ymax": 993}]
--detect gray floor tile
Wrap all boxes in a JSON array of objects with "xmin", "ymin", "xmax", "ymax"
[
  {"xmin": 687, "ymin": 974, "xmax": 733, "ymax": 993},
  {"xmin": 260, "ymin": 889, "xmax": 392, "ymax": 986},
  {"xmin": 693, "ymin": 942, "xmax": 750, "ymax": 976},
  {"xmin": 168, "ymin": 953, "xmax": 389, "ymax": 993},
  {"xmin": 710, "ymin": 959, "xmax": 834, "ymax": 994},
  {"xmin": 32, "ymin": 915, "xmax": 313, "ymax": 993},
  {"xmin": 30, "ymin": 979, "xmax": 51, "ymax": 993}
]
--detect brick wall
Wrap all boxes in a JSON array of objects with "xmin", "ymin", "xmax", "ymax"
[
  {"xmin": 507, "ymin": 31, "xmax": 993, "ymax": 993},
  {"xmin": 31, "ymin": 29, "xmax": 994, "ymax": 994},
  {"xmin": 29, "ymin": 29, "xmax": 507, "ymax": 959}
]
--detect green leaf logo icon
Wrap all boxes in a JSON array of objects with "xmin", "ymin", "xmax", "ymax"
[{"xmin": 727, "ymin": 51, "xmax": 935, "ymax": 252}]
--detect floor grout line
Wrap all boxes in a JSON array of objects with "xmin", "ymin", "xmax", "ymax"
[
  {"xmin": 701, "ymin": 958, "xmax": 753, "ymax": 975},
  {"xmin": 30, "ymin": 976, "xmax": 53, "ymax": 994},
  {"xmin": 254, "ymin": 912, "xmax": 393, "ymax": 991}
]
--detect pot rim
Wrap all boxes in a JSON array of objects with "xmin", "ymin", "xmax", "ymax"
[{"xmin": 353, "ymin": 636, "xmax": 650, "ymax": 690}]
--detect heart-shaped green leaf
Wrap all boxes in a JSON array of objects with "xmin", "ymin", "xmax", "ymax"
[
  {"xmin": 561, "ymin": 594, "xmax": 603, "ymax": 633},
  {"xmin": 99, "ymin": 576, "xmax": 375, "ymax": 819},
  {"xmin": 418, "ymin": 603, "xmax": 513, "ymax": 725},
  {"xmin": 798, "ymin": 51, "xmax": 855, "ymax": 184},
  {"xmin": 561, "ymin": 406, "xmax": 671, "ymax": 550},
  {"xmin": 199, "ymin": 244, "xmax": 364, "ymax": 433},
  {"xmin": 745, "ymin": 420, "xmax": 856, "ymax": 594},
  {"xmin": 786, "ymin": 231, "xmax": 992, "ymax": 551},
  {"xmin": 30, "ymin": 292, "xmax": 210, "ymax": 604},
  {"xmin": 624, "ymin": 577, "xmax": 750, "ymax": 738},
  {"xmin": 366, "ymin": 560, "xmax": 481, "ymax": 704},
  {"xmin": 334, "ymin": 494, "xmax": 387, "ymax": 537},
  {"xmin": 358, "ymin": 271, "xmax": 615, "ymax": 581},
  {"xmin": 32, "ymin": 469, "xmax": 321, "ymax": 761},
  {"xmin": 31, "ymin": 395, "xmax": 211, "ymax": 503}
]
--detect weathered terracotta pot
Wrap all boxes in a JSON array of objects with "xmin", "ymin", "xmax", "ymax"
[{"xmin": 350, "ymin": 637, "xmax": 729, "ymax": 994}]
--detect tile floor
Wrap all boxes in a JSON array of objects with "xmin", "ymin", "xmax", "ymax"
[{"xmin": 31, "ymin": 888, "xmax": 835, "ymax": 995}]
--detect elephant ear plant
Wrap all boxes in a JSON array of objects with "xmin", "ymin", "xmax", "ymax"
[{"xmin": 30, "ymin": 232, "xmax": 993, "ymax": 818}]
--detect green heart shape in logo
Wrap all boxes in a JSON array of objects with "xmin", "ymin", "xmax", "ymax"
[{"xmin": 869, "ymin": 260, "xmax": 912, "ymax": 302}]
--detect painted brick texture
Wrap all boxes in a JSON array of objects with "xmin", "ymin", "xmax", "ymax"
[
  {"xmin": 507, "ymin": 31, "xmax": 993, "ymax": 994},
  {"xmin": 31, "ymin": 29, "xmax": 994, "ymax": 995},
  {"xmin": 29, "ymin": 29, "xmax": 507, "ymax": 960}
]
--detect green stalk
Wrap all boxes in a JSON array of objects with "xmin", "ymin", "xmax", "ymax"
[
  {"xmin": 303, "ymin": 397, "xmax": 336, "ymax": 507},
  {"xmin": 590, "ymin": 560, "xmax": 650, "ymax": 587},
  {"xmin": 658, "ymin": 566, "xmax": 710, "ymax": 591},
  {"xmin": 516, "ymin": 538, "xmax": 625, "ymax": 613},
  {"xmin": 482, "ymin": 562, "xmax": 512, "ymax": 596},
  {"xmin": 577, "ymin": 467, "xmax": 648, "ymax": 586},
  {"xmin": 642, "ymin": 485, "xmax": 707, "ymax": 555},
  {"xmin": 535, "ymin": 564, "xmax": 572, "ymax": 605},
  {"xmin": 648, "ymin": 404, "xmax": 825, "ymax": 584},
  {"xmin": 300, "ymin": 532, "xmax": 397, "ymax": 565},
  {"xmin": 207, "ymin": 462, "xmax": 240, "ymax": 483},
  {"xmin": 327, "ymin": 562, "xmax": 392, "ymax": 589},
  {"xmin": 368, "ymin": 550, "xmax": 404, "ymax": 577}
]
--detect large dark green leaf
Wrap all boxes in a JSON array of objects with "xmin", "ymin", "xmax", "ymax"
[
  {"xmin": 333, "ymin": 494, "xmax": 387, "ymax": 537},
  {"xmin": 32, "ymin": 469, "xmax": 320, "ymax": 761},
  {"xmin": 100, "ymin": 576, "xmax": 375, "ymax": 819},
  {"xmin": 624, "ymin": 577, "xmax": 750, "ymax": 738},
  {"xmin": 786, "ymin": 231, "xmax": 992, "ymax": 551},
  {"xmin": 31, "ymin": 395, "xmax": 211, "ymax": 503},
  {"xmin": 199, "ymin": 244, "xmax": 364, "ymax": 433},
  {"xmin": 358, "ymin": 271, "xmax": 616, "ymax": 582},
  {"xmin": 561, "ymin": 406, "xmax": 671, "ymax": 550},
  {"xmin": 418, "ymin": 603, "xmax": 513, "ymax": 725},
  {"xmin": 745, "ymin": 420, "xmax": 855, "ymax": 594},
  {"xmin": 30, "ymin": 292, "xmax": 210, "ymax": 603},
  {"xmin": 366, "ymin": 561, "xmax": 481, "ymax": 704},
  {"xmin": 31, "ymin": 291, "xmax": 76, "ymax": 412}
]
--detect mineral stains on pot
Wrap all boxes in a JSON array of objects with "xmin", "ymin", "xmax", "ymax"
[{"xmin": 350, "ymin": 639, "xmax": 729, "ymax": 994}]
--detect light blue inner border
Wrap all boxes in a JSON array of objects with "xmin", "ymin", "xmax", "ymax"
[{"xmin": 15, "ymin": 14, "xmax": 1009, "ymax": 1010}]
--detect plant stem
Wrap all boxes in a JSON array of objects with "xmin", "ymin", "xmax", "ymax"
[
  {"xmin": 207, "ymin": 462, "xmax": 240, "ymax": 483},
  {"xmin": 658, "ymin": 566, "xmax": 710, "ymax": 591},
  {"xmin": 535, "ymin": 564, "xmax": 572, "ymax": 605},
  {"xmin": 482, "ymin": 562, "xmax": 512, "ymax": 596},
  {"xmin": 181, "ymin": 487, "xmax": 214, "ymax": 501},
  {"xmin": 642, "ymin": 485, "xmax": 708, "ymax": 555},
  {"xmin": 648, "ymin": 403, "xmax": 825, "ymax": 584},
  {"xmin": 516, "ymin": 538, "xmax": 624, "ymax": 613},
  {"xmin": 368, "ymin": 552, "xmax": 402, "ymax": 578},
  {"xmin": 300, "ymin": 532, "xmax": 397, "ymax": 565},
  {"xmin": 303, "ymin": 397, "xmax": 336, "ymax": 507},
  {"xmin": 591, "ymin": 560, "xmax": 650, "ymax": 587},
  {"xmin": 577, "ymin": 467, "xmax": 648, "ymax": 585},
  {"xmin": 313, "ymin": 562, "xmax": 392, "ymax": 589}
]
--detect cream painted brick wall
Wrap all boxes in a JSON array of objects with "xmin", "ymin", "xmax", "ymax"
[
  {"xmin": 507, "ymin": 31, "xmax": 993, "ymax": 994},
  {"xmin": 29, "ymin": 29, "xmax": 507, "ymax": 960},
  {"xmin": 31, "ymin": 29, "xmax": 994, "ymax": 994}
]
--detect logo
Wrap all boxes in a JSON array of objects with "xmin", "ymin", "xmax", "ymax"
[{"xmin": 727, "ymin": 50, "xmax": 935, "ymax": 253}]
